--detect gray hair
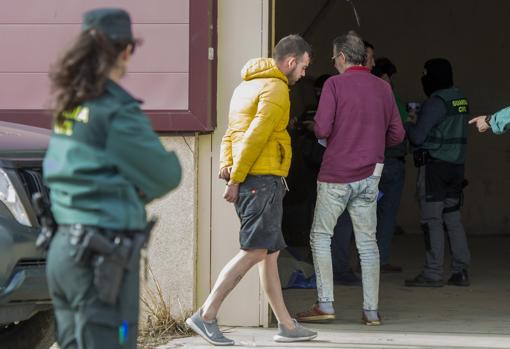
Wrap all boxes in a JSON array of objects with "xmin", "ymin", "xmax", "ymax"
[
  {"xmin": 332, "ymin": 33, "xmax": 365, "ymax": 65},
  {"xmin": 273, "ymin": 34, "xmax": 312, "ymax": 63}
]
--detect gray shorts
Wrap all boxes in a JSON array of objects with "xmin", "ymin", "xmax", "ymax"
[{"xmin": 235, "ymin": 175, "xmax": 287, "ymax": 253}]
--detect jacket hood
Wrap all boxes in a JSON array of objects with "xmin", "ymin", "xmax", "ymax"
[{"xmin": 241, "ymin": 58, "xmax": 288, "ymax": 83}]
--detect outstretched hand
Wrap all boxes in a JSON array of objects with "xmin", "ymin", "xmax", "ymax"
[{"xmin": 469, "ymin": 115, "xmax": 490, "ymax": 133}]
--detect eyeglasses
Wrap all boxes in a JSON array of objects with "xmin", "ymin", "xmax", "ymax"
[
  {"xmin": 331, "ymin": 52, "xmax": 343, "ymax": 65},
  {"xmin": 331, "ymin": 52, "xmax": 341, "ymax": 61},
  {"xmin": 130, "ymin": 43, "xmax": 136, "ymax": 54}
]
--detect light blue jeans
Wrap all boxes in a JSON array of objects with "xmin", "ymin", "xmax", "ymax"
[{"xmin": 311, "ymin": 176, "xmax": 381, "ymax": 311}]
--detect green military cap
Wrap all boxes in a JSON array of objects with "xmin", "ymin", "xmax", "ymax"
[{"xmin": 82, "ymin": 8, "xmax": 134, "ymax": 42}]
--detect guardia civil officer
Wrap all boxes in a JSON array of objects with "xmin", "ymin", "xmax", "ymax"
[
  {"xmin": 404, "ymin": 58, "xmax": 471, "ymax": 287},
  {"xmin": 44, "ymin": 8, "xmax": 182, "ymax": 348}
]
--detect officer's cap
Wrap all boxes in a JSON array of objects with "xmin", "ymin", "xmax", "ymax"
[{"xmin": 82, "ymin": 8, "xmax": 135, "ymax": 42}]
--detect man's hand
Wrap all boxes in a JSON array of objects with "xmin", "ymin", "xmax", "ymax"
[
  {"xmin": 218, "ymin": 167, "xmax": 232, "ymax": 181},
  {"xmin": 469, "ymin": 115, "xmax": 491, "ymax": 133},
  {"xmin": 223, "ymin": 183, "xmax": 239, "ymax": 203},
  {"xmin": 407, "ymin": 110, "xmax": 417, "ymax": 123}
]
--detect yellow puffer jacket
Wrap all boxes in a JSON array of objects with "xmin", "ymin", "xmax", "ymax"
[{"xmin": 220, "ymin": 58, "xmax": 292, "ymax": 184}]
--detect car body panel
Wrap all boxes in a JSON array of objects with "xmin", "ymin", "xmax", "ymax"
[{"xmin": 0, "ymin": 121, "xmax": 51, "ymax": 324}]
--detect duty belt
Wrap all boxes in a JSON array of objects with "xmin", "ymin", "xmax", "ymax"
[{"xmin": 60, "ymin": 224, "xmax": 141, "ymax": 240}]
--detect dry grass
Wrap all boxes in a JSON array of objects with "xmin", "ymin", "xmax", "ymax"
[{"xmin": 138, "ymin": 265, "xmax": 193, "ymax": 349}]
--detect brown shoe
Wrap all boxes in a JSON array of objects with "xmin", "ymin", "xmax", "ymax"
[
  {"xmin": 381, "ymin": 264, "xmax": 403, "ymax": 273},
  {"xmin": 296, "ymin": 304, "xmax": 335, "ymax": 322},
  {"xmin": 361, "ymin": 310, "xmax": 381, "ymax": 326}
]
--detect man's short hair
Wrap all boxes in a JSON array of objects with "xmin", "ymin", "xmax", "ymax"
[
  {"xmin": 273, "ymin": 34, "xmax": 312, "ymax": 62},
  {"xmin": 333, "ymin": 33, "xmax": 366, "ymax": 65},
  {"xmin": 372, "ymin": 57, "xmax": 397, "ymax": 77},
  {"xmin": 363, "ymin": 40, "xmax": 375, "ymax": 50}
]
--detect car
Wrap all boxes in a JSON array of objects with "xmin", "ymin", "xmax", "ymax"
[{"xmin": 0, "ymin": 121, "xmax": 55, "ymax": 349}]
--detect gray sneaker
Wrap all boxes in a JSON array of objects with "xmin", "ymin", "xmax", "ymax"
[
  {"xmin": 186, "ymin": 310, "xmax": 234, "ymax": 346},
  {"xmin": 273, "ymin": 319, "xmax": 317, "ymax": 342}
]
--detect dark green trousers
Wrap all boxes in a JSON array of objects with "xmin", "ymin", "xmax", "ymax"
[{"xmin": 46, "ymin": 228, "xmax": 140, "ymax": 349}]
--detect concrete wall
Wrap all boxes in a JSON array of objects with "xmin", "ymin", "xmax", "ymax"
[
  {"xmin": 146, "ymin": 135, "xmax": 197, "ymax": 319},
  {"xmin": 276, "ymin": 0, "xmax": 510, "ymax": 235}
]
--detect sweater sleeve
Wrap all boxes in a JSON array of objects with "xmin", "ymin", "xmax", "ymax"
[
  {"xmin": 385, "ymin": 96, "xmax": 405, "ymax": 147},
  {"xmin": 314, "ymin": 79, "xmax": 336, "ymax": 139},
  {"xmin": 490, "ymin": 106, "xmax": 510, "ymax": 135},
  {"xmin": 405, "ymin": 96, "xmax": 447, "ymax": 146}
]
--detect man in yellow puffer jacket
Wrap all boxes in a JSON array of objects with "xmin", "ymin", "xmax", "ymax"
[{"xmin": 186, "ymin": 35, "xmax": 316, "ymax": 345}]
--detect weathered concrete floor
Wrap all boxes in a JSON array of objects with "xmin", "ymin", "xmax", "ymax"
[
  {"xmin": 165, "ymin": 235, "xmax": 510, "ymax": 348},
  {"xmin": 283, "ymin": 235, "xmax": 510, "ymax": 335},
  {"xmin": 165, "ymin": 327, "xmax": 510, "ymax": 348}
]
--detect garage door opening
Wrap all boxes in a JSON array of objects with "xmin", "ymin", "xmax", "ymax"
[{"xmin": 276, "ymin": 0, "xmax": 510, "ymax": 335}]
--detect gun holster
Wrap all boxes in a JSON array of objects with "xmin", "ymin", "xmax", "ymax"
[
  {"xmin": 67, "ymin": 221, "xmax": 155, "ymax": 305},
  {"xmin": 91, "ymin": 237, "xmax": 132, "ymax": 305},
  {"xmin": 67, "ymin": 226, "xmax": 131, "ymax": 304}
]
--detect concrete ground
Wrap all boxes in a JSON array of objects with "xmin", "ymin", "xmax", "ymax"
[
  {"xmin": 165, "ymin": 328, "xmax": 510, "ymax": 348},
  {"xmin": 165, "ymin": 235, "xmax": 510, "ymax": 348}
]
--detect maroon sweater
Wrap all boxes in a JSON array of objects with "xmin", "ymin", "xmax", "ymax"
[{"xmin": 314, "ymin": 66, "xmax": 405, "ymax": 183}]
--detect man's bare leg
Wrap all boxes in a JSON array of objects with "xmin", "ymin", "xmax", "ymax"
[
  {"xmin": 258, "ymin": 251, "xmax": 295, "ymax": 329},
  {"xmin": 202, "ymin": 249, "xmax": 267, "ymax": 321}
]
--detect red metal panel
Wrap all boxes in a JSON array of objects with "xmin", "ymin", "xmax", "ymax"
[
  {"xmin": 0, "ymin": 0, "xmax": 217, "ymax": 132},
  {"xmin": 0, "ymin": 73, "xmax": 189, "ymax": 111},
  {"xmin": 0, "ymin": 24, "xmax": 189, "ymax": 73},
  {"xmin": 0, "ymin": 74, "xmax": 50, "ymax": 109},
  {"xmin": 131, "ymin": 24, "xmax": 189, "ymax": 73},
  {"xmin": 1, "ymin": 0, "xmax": 189, "ymax": 23},
  {"xmin": 124, "ymin": 73, "xmax": 189, "ymax": 110}
]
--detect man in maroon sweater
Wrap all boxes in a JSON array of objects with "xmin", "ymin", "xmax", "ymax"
[{"xmin": 297, "ymin": 33, "xmax": 405, "ymax": 325}]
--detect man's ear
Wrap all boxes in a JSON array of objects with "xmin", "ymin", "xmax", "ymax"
[{"xmin": 286, "ymin": 56, "xmax": 297, "ymax": 69}]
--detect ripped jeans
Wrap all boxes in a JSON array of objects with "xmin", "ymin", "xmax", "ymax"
[{"xmin": 310, "ymin": 176, "xmax": 381, "ymax": 311}]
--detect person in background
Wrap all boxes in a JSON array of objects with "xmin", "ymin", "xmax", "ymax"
[
  {"xmin": 329, "ymin": 40, "xmax": 378, "ymax": 286},
  {"xmin": 44, "ymin": 8, "xmax": 182, "ymax": 348},
  {"xmin": 296, "ymin": 32, "xmax": 404, "ymax": 325},
  {"xmin": 298, "ymin": 74, "xmax": 361, "ymax": 286},
  {"xmin": 364, "ymin": 40, "xmax": 376, "ymax": 70},
  {"xmin": 404, "ymin": 58, "xmax": 471, "ymax": 288},
  {"xmin": 371, "ymin": 57, "xmax": 408, "ymax": 273}
]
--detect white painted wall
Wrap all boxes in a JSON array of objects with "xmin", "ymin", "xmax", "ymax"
[
  {"xmin": 197, "ymin": 0, "xmax": 272, "ymax": 327},
  {"xmin": 140, "ymin": 0, "xmax": 273, "ymax": 328}
]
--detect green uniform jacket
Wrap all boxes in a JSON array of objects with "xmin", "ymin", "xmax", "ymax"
[
  {"xmin": 385, "ymin": 93, "xmax": 409, "ymax": 159},
  {"xmin": 490, "ymin": 106, "xmax": 510, "ymax": 134},
  {"xmin": 423, "ymin": 88, "xmax": 469, "ymax": 164},
  {"xmin": 43, "ymin": 80, "xmax": 182, "ymax": 230}
]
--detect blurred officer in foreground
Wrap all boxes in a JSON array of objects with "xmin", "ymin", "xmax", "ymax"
[{"xmin": 43, "ymin": 8, "xmax": 181, "ymax": 349}]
